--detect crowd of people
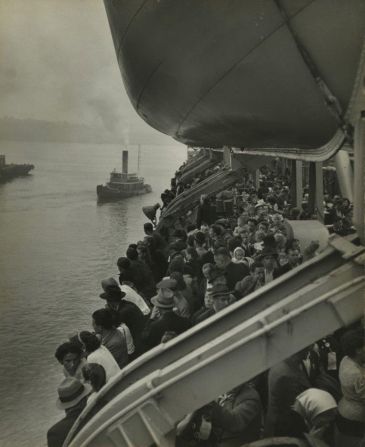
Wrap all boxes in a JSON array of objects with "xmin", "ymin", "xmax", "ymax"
[{"xmin": 47, "ymin": 156, "xmax": 363, "ymax": 447}]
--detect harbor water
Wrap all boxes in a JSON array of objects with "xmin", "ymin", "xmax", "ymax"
[{"xmin": 0, "ymin": 141, "xmax": 186, "ymax": 447}]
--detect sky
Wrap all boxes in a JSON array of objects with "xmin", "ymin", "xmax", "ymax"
[{"xmin": 0, "ymin": 0, "xmax": 173, "ymax": 142}]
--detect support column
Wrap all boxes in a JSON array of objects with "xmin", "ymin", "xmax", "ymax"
[
  {"xmin": 354, "ymin": 113, "xmax": 365, "ymax": 245},
  {"xmin": 335, "ymin": 150, "xmax": 354, "ymax": 202},
  {"xmin": 290, "ymin": 160, "xmax": 303, "ymax": 208},
  {"xmin": 308, "ymin": 162, "xmax": 324, "ymax": 222},
  {"xmin": 254, "ymin": 169, "xmax": 260, "ymax": 190},
  {"xmin": 223, "ymin": 146, "xmax": 231, "ymax": 168}
]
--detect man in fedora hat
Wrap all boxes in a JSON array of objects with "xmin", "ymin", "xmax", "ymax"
[
  {"xmin": 47, "ymin": 377, "xmax": 92, "ymax": 447},
  {"xmin": 100, "ymin": 278, "xmax": 145, "ymax": 346},
  {"xmin": 140, "ymin": 279, "xmax": 190, "ymax": 353}
]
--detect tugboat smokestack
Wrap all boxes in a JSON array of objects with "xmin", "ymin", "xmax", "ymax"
[{"xmin": 122, "ymin": 150, "xmax": 128, "ymax": 174}]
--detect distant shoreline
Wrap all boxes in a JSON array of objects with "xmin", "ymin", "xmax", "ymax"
[{"xmin": 0, "ymin": 117, "xmax": 177, "ymax": 146}]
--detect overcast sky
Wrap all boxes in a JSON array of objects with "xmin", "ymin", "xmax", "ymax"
[{"xmin": 0, "ymin": 0, "xmax": 166, "ymax": 139}]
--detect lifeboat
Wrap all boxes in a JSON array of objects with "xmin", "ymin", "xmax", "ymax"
[{"xmin": 103, "ymin": 0, "xmax": 365, "ymax": 153}]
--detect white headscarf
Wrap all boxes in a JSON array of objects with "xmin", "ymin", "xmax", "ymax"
[
  {"xmin": 232, "ymin": 247, "xmax": 246, "ymax": 263},
  {"xmin": 292, "ymin": 388, "xmax": 337, "ymax": 427}
]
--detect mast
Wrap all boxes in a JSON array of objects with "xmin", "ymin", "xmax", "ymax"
[
  {"xmin": 137, "ymin": 144, "xmax": 141, "ymax": 174},
  {"xmin": 122, "ymin": 150, "xmax": 128, "ymax": 174}
]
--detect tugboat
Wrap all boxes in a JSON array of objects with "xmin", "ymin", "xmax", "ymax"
[
  {"xmin": 0, "ymin": 155, "xmax": 34, "ymax": 183},
  {"xmin": 96, "ymin": 149, "xmax": 152, "ymax": 201}
]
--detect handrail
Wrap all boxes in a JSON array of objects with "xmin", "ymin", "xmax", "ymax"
[
  {"xmin": 68, "ymin": 254, "xmax": 364, "ymax": 446},
  {"xmin": 65, "ymin": 234, "xmax": 364, "ymax": 444}
]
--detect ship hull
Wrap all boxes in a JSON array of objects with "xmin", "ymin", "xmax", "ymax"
[
  {"xmin": 104, "ymin": 0, "xmax": 365, "ymax": 150},
  {"xmin": 0, "ymin": 164, "xmax": 34, "ymax": 182},
  {"xmin": 96, "ymin": 184, "xmax": 152, "ymax": 201}
]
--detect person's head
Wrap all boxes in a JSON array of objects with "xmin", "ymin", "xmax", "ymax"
[
  {"xmin": 194, "ymin": 231, "xmax": 206, "ymax": 248},
  {"xmin": 200, "ymin": 222, "xmax": 209, "ymax": 233},
  {"xmin": 251, "ymin": 262, "xmax": 265, "ymax": 283},
  {"xmin": 288, "ymin": 238, "xmax": 301, "ymax": 251},
  {"xmin": 272, "ymin": 213, "xmax": 283, "ymax": 226},
  {"xmin": 274, "ymin": 232, "xmax": 287, "ymax": 250},
  {"xmin": 209, "ymin": 224, "xmax": 223, "ymax": 240},
  {"xmin": 55, "ymin": 342, "xmax": 83, "ymax": 376},
  {"xmin": 278, "ymin": 252, "xmax": 289, "ymax": 267},
  {"xmin": 247, "ymin": 218, "xmax": 257, "ymax": 232},
  {"xmin": 250, "ymin": 192, "xmax": 258, "ymax": 203},
  {"xmin": 287, "ymin": 248, "xmax": 301, "ymax": 266},
  {"xmin": 261, "ymin": 252, "xmax": 277, "ymax": 271},
  {"xmin": 247, "ymin": 205, "xmax": 256, "ymax": 217},
  {"xmin": 254, "ymin": 230, "xmax": 265, "ymax": 243},
  {"xmin": 136, "ymin": 240, "xmax": 148, "ymax": 254},
  {"xmin": 240, "ymin": 231, "xmax": 250, "ymax": 245},
  {"xmin": 341, "ymin": 327, "xmax": 365, "ymax": 363},
  {"xmin": 202, "ymin": 262, "xmax": 214, "ymax": 279},
  {"xmin": 151, "ymin": 284, "xmax": 175, "ymax": 311},
  {"xmin": 237, "ymin": 214, "xmax": 248, "ymax": 227},
  {"xmin": 126, "ymin": 247, "xmax": 138, "ymax": 261},
  {"xmin": 233, "ymin": 247, "xmax": 245, "ymax": 262},
  {"xmin": 292, "ymin": 388, "xmax": 337, "ymax": 438},
  {"xmin": 82, "ymin": 363, "xmax": 106, "ymax": 392},
  {"xmin": 143, "ymin": 222, "xmax": 154, "ymax": 235},
  {"xmin": 78, "ymin": 331, "xmax": 101, "ymax": 355},
  {"xmin": 258, "ymin": 221, "xmax": 269, "ymax": 234},
  {"xmin": 144, "ymin": 234, "xmax": 155, "ymax": 250},
  {"xmin": 92, "ymin": 309, "xmax": 114, "ymax": 333},
  {"xmin": 214, "ymin": 247, "xmax": 231, "ymax": 269},
  {"xmin": 99, "ymin": 278, "xmax": 125, "ymax": 309},
  {"xmin": 210, "ymin": 284, "xmax": 234, "ymax": 313},
  {"xmin": 204, "ymin": 289, "xmax": 214, "ymax": 309},
  {"xmin": 117, "ymin": 257, "xmax": 130, "ymax": 273}
]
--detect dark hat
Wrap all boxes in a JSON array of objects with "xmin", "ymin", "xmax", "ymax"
[
  {"xmin": 255, "ymin": 199, "xmax": 267, "ymax": 208},
  {"xmin": 151, "ymin": 289, "xmax": 174, "ymax": 308},
  {"xmin": 99, "ymin": 277, "xmax": 125, "ymax": 301},
  {"xmin": 56, "ymin": 377, "xmax": 92, "ymax": 410},
  {"xmin": 117, "ymin": 257, "xmax": 130, "ymax": 269},
  {"xmin": 210, "ymin": 283, "xmax": 232, "ymax": 299},
  {"xmin": 156, "ymin": 278, "xmax": 177, "ymax": 290}
]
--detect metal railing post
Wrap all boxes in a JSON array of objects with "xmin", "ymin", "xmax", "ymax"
[{"xmin": 354, "ymin": 112, "xmax": 365, "ymax": 244}]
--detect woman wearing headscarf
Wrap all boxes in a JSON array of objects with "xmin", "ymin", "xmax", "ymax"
[
  {"xmin": 231, "ymin": 247, "xmax": 253, "ymax": 269},
  {"xmin": 289, "ymin": 388, "xmax": 337, "ymax": 443}
]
